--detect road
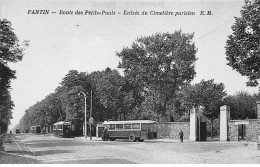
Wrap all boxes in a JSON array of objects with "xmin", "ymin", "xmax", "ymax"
[{"xmin": 1, "ymin": 133, "xmax": 260, "ymax": 164}]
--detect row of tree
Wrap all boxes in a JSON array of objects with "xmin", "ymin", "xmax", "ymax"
[
  {"xmin": 0, "ymin": 19, "xmax": 28, "ymax": 134},
  {"xmin": 16, "ymin": 28, "xmax": 259, "ymax": 137},
  {"xmin": 16, "ymin": 66, "xmax": 260, "ymax": 136},
  {"xmin": 16, "ymin": 30, "xmax": 199, "ymax": 132}
]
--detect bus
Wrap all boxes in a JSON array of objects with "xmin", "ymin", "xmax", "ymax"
[
  {"xmin": 102, "ymin": 120, "xmax": 156, "ymax": 142},
  {"xmin": 31, "ymin": 125, "xmax": 41, "ymax": 134},
  {"xmin": 53, "ymin": 121, "xmax": 73, "ymax": 138},
  {"xmin": 15, "ymin": 129, "xmax": 20, "ymax": 134}
]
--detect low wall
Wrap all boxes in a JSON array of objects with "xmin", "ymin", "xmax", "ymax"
[
  {"xmin": 151, "ymin": 122, "xmax": 190, "ymax": 140},
  {"xmin": 228, "ymin": 119, "xmax": 258, "ymax": 142}
]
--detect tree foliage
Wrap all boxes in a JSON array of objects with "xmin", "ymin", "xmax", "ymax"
[
  {"xmin": 180, "ymin": 79, "xmax": 227, "ymax": 137},
  {"xmin": 224, "ymin": 91, "xmax": 259, "ymax": 119},
  {"xmin": 117, "ymin": 30, "xmax": 197, "ymax": 120},
  {"xmin": 0, "ymin": 19, "xmax": 28, "ymax": 133},
  {"xmin": 225, "ymin": 0, "xmax": 260, "ymax": 86},
  {"xmin": 0, "ymin": 19, "xmax": 29, "ymax": 64},
  {"xmin": 181, "ymin": 79, "xmax": 226, "ymax": 119}
]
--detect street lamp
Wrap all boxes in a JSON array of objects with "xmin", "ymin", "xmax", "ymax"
[
  {"xmin": 78, "ymin": 90, "xmax": 93, "ymax": 139},
  {"xmin": 90, "ymin": 89, "xmax": 93, "ymax": 140},
  {"xmin": 78, "ymin": 91, "xmax": 87, "ymax": 138}
]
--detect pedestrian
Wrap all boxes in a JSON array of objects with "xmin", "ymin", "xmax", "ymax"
[
  {"xmin": 102, "ymin": 126, "xmax": 108, "ymax": 141},
  {"xmin": 179, "ymin": 130, "xmax": 184, "ymax": 143}
]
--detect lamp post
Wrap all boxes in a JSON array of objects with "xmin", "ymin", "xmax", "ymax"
[
  {"xmin": 79, "ymin": 91, "xmax": 87, "ymax": 138},
  {"xmin": 79, "ymin": 90, "xmax": 93, "ymax": 139},
  {"xmin": 90, "ymin": 89, "xmax": 93, "ymax": 140}
]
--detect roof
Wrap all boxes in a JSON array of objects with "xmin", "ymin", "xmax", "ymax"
[
  {"xmin": 102, "ymin": 120, "xmax": 156, "ymax": 124},
  {"xmin": 31, "ymin": 125, "xmax": 41, "ymax": 127},
  {"xmin": 54, "ymin": 121, "xmax": 71, "ymax": 125}
]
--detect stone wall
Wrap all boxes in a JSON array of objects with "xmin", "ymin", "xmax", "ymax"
[
  {"xmin": 246, "ymin": 120, "xmax": 259, "ymax": 142},
  {"xmin": 151, "ymin": 122, "xmax": 190, "ymax": 140},
  {"xmin": 228, "ymin": 121, "xmax": 238, "ymax": 141},
  {"xmin": 228, "ymin": 119, "xmax": 258, "ymax": 142},
  {"xmin": 257, "ymin": 102, "xmax": 260, "ymax": 142}
]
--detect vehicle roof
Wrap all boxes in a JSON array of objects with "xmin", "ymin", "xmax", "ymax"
[
  {"xmin": 54, "ymin": 121, "xmax": 71, "ymax": 125},
  {"xmin": 31, "ymin": 125, "xmax": 41, "ymax": 127},
  {"xmin": 102, "ymin": 120, "xmax": 155, "ymax": 124}
]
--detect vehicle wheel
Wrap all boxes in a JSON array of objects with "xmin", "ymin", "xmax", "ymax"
[
  {"xmin": 138, "ymin": 139, "xmax": 144, "ymax": 142},
  {"xmin": 129, "ymin": 134, "xmax": 136, "ymax": 142},
  {"xmin": 101, "ymin": 134, "xmax": 105, "ymax": 141},
  {"xmin": 105, "ymin": 134, "xmax": 109, "ymax": 141}
]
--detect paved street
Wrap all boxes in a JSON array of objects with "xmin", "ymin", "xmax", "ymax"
[{"xmin": 1, "ymin": 133, "xmax": 260, "ymax": 164}]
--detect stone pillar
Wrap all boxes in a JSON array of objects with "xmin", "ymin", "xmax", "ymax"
[
  {"xmin": 257, "ymin": 102, "xmax": 260, "ymax": 143},
  {"xmin": 220, "ymin": 105, "xmax": 230, "ymax": 141},
  {"xmin": 190, "ymin": 107, "xmax": 199, "ymax": 141}
]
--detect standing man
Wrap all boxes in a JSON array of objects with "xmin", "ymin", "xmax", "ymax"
[
  {"xmin": 102, "ymin": 126, "xmax": 108, "ymax": 141},
  {"xmin": 179, "ymin": 130, "xmax": 184, "ymax": 143}
]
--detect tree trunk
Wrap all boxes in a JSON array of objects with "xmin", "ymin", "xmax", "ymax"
[{"xmin": 211, "ymin": 119, "xmax": 214, "ymax": 138}]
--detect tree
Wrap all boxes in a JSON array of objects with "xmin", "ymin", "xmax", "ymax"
[
  {"xmin": 117, "ymin": 30, "xmax": 197, "ymax": 120},
  {"xmin": 90, "ymin": 68, "xmax": 123, "ymax": 121},
  {"xmin": 224, "ymin": 91, "xmax": 258, "ymax": 119},
  {"xmin": 181, "ymin": 79, "xmax": 227, "ymax": 137},
  {"xmin": 0, "ymin": 90, "xmax": 14, "ymax": 133},
  {"xmin": 225, "ymin": 0, "xmax": 260, "ymax": 86},
  {"xmin": 0, "ymin": 19, "xmax": 28, "ymax": 133}
]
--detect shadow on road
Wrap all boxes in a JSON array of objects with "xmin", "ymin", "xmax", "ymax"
[
  {"xmin": 0, "ymin": 151, "xmax": 41, "ymax": 164},
  {"xmin": 34, "ymin": 149, "xmax": 74, "ymax": 156},
  {"xmin": 46, "ymin": 158, "xmax": 137, "ymax": 164}
]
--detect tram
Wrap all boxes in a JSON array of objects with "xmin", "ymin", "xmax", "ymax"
[
  {"xmin": 31, "ymin": 125, "xmax": 41, "ymax": 134},
  {"xmin": 102, "ymin": 120, "xmax": 156, "ymax": 142},
  {"xmin": 53, "ymin": 121, "xmax": 73, "ymax": 138}
]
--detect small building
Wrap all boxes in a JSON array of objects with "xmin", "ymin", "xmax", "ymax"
[
  {"xmin": 220, "ymin": 103, "xmax": 260, "ymax": 142},
  {"xmin": 228, "ymin": 119, "xmax": 258, "ymax": 142}
]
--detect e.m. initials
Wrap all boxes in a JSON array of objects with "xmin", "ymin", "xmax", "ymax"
[{"xmin": 200, "ymin": 11, "xmax": 212, "ymax": 15}]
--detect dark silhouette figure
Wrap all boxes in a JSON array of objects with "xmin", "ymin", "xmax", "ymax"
[
  {"xmin": 179, "ymin": 130, "xmax": 184, "ymax": 143},
  {"xmin": 102, "ymin": 126, "xmax": 108, "ymax": 141}
]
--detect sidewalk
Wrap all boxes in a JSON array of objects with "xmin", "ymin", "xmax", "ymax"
[
  {"xmin": 0, "ymin": 134, "xmax": 41, "ymax": 164},
  {"xmin": 75, "ymin": 136, "xmax": 257, "ymax": 145},
  {"xmin": 75, "ymin": 136, "xmax": 183, "ymax": 143}
]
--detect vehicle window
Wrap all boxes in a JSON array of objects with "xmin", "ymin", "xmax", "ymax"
[
  {"xmin": 124, "ymin": 123, "xmax": 131, "ymax": 129},
  {"xmin": 141, "ymin": 123, "xmax": 149, "ymax": 130},
  {"xmin": 64, "ymin": 125, "xmax": 70, "ymax": 130},
  {"xmin": 132, "ymin": 123, "xmax": 140, "ymax": 129},
  {"xmin": 116, "ymin": 124, "xmax": 123, "ymax": 130},
  {"xmin": 53, "ymin": 125, "xmax": 56, "ymax": 129},
  {"xmin": 57, "ymin": 124, "xmax": 62, "ymax": 129},
  {"xmin": 109, "ymin": 124, "xmax": 115, "ymax": 130}
]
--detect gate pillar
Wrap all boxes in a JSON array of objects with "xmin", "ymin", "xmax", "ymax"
[
  {"xmin": 220, "ymin": 105, "xmax": 230, "ymax": 141},
  {"xmin": 190, "ymin": 107, "xmax": 199, "ymax": 141},
  {"xmin": 257, "ymin": 102, "xmax": 260, "ymax": 144}
]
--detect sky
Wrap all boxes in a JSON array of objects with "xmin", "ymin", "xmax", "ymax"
[{"xmin": 1, "ymin": 0, "xmax": 259, "ymax": 129}]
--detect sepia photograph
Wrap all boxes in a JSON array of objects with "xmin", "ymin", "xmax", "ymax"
[{"xmin": 0, "ymin": 0, "xmax": 260, "ymax": 164}]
